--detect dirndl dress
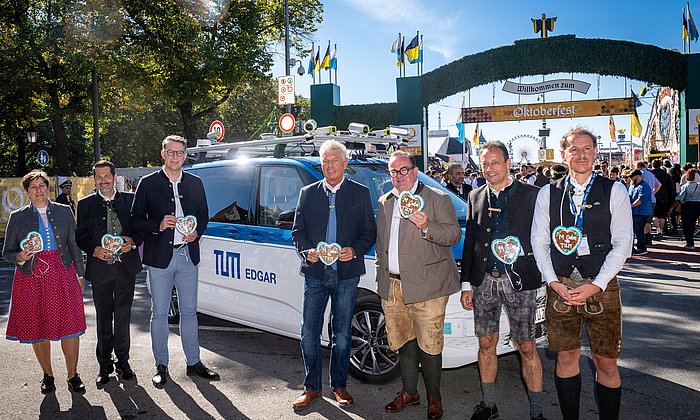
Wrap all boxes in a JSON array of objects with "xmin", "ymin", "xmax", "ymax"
[{"xmin": 5, "ymin": 250, "xmax": 86, "ymax": 343}]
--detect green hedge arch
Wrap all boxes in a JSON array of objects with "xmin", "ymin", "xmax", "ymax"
[{"xmin": 421, "ymin": 35, "xmax": 687, "ymax": 106}]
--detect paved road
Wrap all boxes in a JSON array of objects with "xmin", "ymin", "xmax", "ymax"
[{"xmin": 0, "ymin": 236, "xmax": 698, "ymax": 419}]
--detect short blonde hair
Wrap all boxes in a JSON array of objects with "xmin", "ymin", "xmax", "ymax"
[{"xmin": 162, "ymin": 135, "xmax": 187, "ymax": 149}]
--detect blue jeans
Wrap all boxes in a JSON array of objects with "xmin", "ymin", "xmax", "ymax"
[
  {"xmin": 632, "ymin": 214, "xmax": 648, "ymax": 251},
  {"xmin": 300, "ymin": 269, "xmax": 359, "ymax": 391},
  {"xmin": 147, "ymin": 245, "xmax": 200, "ymax": 367}
]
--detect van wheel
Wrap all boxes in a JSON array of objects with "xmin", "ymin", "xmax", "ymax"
[{"xmin": 347, "ymin": 296, "xmax": 400, "ymax": 384}]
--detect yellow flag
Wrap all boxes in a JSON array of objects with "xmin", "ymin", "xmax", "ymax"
[
  {"xmin": 608, "ymin": 116, "xmax": 616, "ymax": 140},
  {"xmin": 631, "ymin": 113, "xmax": 642, "ymax": 138},
  {"xmin": 472, "ymin": 123, "xmax": 479, "ymax": 146}
]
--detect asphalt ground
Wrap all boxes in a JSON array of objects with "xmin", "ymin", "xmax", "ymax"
[{"xmin": 0, "ymin": 234, "xmax": 698, "ymax": 419}]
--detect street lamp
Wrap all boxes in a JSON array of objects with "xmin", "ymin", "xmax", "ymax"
[{"xmin": 26, "ymin": 128, "xmax": 37, "ymax": 144}]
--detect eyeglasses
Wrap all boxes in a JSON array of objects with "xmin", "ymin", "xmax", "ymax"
[
  {"xmin": 164, "ymin": 149, "xmax": 186, "ymax": 157},
  {"xmin": 389, "ymin": 166, "xmax": 414, "ymax": 178}
]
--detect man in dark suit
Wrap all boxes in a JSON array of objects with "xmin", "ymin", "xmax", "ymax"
[
  {"xmin": 460, "ymin": 142, "xmax": 545, "ymax": 420},
  {"xmin": 291, "ymin": 140, "xmax": 376, "ymax": 409},
  {"xmin": 76, "ymin": 160, "xmax": 142, "ymax": 386},
  {"xmin": 444, "ymin": 163, "xmax": 472, "ymax": 201},
  {"xmin": 131, "ymin": 135, "xmax": 218, "ymax": 387}
]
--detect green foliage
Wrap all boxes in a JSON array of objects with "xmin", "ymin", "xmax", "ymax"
[
  {"xmin": 334, "ymin": 103, "xmax": 397, "ymax": 132},
  {"xmin": 421, "ymin": 36, "xmax": 687, "ymax": 106}
]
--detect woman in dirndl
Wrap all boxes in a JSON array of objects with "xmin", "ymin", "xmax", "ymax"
[{"xmin": 2, "ymin": 170, "xmax": 87, "ymax": 394}]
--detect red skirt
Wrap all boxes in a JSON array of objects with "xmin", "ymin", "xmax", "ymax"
[{"xmin": 5, "ymin": 250, "xmax": 86, "ymax": 343}]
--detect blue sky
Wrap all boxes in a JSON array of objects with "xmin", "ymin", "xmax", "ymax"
[{"xmin": 271, "ymin": 0, "xmax": 695, "ymax": 162}]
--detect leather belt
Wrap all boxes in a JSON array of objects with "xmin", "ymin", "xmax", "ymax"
[
  {"xmin": 389, "ymin": 273, "xmax": 401, "ymax": 280},
  {"xmin": 489, "ymin": 269, "xmax": 501, "ymax": 278}
]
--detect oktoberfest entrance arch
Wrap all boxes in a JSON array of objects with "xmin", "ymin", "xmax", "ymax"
[{"xmin": 314, "ymin": 35, "xmax": 699, "ymax": 165}]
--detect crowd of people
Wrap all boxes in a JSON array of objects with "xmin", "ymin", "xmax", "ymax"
[{"xmin": 2, "ymin": 128, "xmax": 699, "ymax": 420}]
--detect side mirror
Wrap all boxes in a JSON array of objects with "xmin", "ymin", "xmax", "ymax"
[{"xmin": 276, "ymin": 209, "xmax": 296, "ymax": 230}]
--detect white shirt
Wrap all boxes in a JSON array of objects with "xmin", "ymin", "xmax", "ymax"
[
  {"xmin": 323, "ymin": 176, "xmax": 345, "ymax": 193},
  {"xmin": 531, "ymin": 174, "xmax": 633, "ymax": 291},
  {"xmin": 166, "ymin": 169, "xmax": 185, "ymax": 246},
  {"xmin": 388, "ymin": 180, "xmax": 419, "ymax": 275}
]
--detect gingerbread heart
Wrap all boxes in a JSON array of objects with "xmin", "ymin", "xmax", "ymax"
[
  {"xmin": 398, "ymin": 191, "xmax": 425, "ymax": 218},
  {"xmin": 316, "ymin": 241, "xmax": 341, "ymax": 266},
  {"xmin": 491, "ymin": 236, "xmax": 521, "ymax": 265},
  {"xmin": 20, "ymin": 231, "xmax": 43, "ymax": 253},
  {"xmin": 552, "ymin": 225, "xmax": 583, "ymax": 255},
  {"xmin": 176, "ymin": 215, "xmax": 197, "ymax": 236},
  {"xmin": 101, "ymin": 234, "xmax": 124, "ymax": 254}
]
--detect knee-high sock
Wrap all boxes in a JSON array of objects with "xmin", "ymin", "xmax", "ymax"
[
  {"xmin": 555, "ymin": 373, "xmax": 581, "ymax": 420},
  {"xmin": 418, "ymin": 346, "xmax": 442, "ymax": 397},
  {"xmin": 595, "ymin": 381, "xmax": 621, "ymax": 420},
  {"xmin": 398, "ymin": 339, "xmax": 419, "ymax": 395}
]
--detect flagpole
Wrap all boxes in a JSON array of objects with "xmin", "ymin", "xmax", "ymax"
[
  {"xmin": 420, "ymin": 34, "xmax": 424, "ymax": 76},
  {"xmin": 416, "ymin": 31, "xmax": 420, "ymax": 76},
  {"xmin": 398, "ymin": 32, "xmax": 402, "ymax": 77},
  {"xmin": 311, "ymin": 42, "xmax": 315, "ymax": 85},
  {"xmin": 689, "ymin": 3, "xmax": 693, "ymax": 54}
]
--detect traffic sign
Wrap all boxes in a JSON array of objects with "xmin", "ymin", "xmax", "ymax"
[
  {"xmin": 278, "ymin": 76, "xmax": 295, "ymax": 105},
  {"xmin": 279, "ymin": 113, "xmax": 296, "ymax": 133},
  {"xmin": 37, "ymin": 150, "xmax": 49, "ymax": 166},
  {"xmin": 208, "ymin": 120, "xmax": 225, "ymax": 142}
]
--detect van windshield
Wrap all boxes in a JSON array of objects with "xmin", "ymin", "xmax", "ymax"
[{"xmin": 318, "ymin": 164, "xmax": 468, "ymax": 228}]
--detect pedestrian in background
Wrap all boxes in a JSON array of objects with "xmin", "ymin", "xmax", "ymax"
[
  {"xmin": 56, "ymin": 179, "xmax": 76, "ymax": 215},
  {"xmin": 76, "ymin": 160, "xmax": 142, "ymax": 386},
  {"xmin": 2, "ymin": 170, "xmax": 86, "ymax": 394},
  {"xmin": 627, "ymin": 170, "xmax": 653, "ymax": 255},
  {"xmin": 671, "ymin": 168, "xmax": 700, "ymax": 250},
  {"xmin": 291, "ymin": 140, "xmax": 376, "ymax": 409},
  {"xmin": 131, "ymin": 135, "xmax": 219, "ymax": 387}
]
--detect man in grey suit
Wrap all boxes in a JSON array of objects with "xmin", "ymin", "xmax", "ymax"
[{"xmin": 377, "ymin": 150, "xmax": 462, "ymax": 420}]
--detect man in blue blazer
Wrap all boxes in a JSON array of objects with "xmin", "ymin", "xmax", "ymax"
[{"xmin": 291, "ymin": 140, "xmax": 376, "ymax": 409}]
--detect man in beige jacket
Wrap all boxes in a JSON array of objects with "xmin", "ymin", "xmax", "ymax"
[{"xmin": 377, "ymin": 151, "xmax": 462, "ymax": 420}]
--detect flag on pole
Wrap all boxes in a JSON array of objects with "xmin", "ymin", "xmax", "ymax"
[
  {"xmin": 330, "ymin": 45, "xmax": 337, "ymax": 70},
  {"xmin": 456, "ymin": 97, "xmax": 465, "ymax": 143},
  {"xmin": 631, "ymin": 112, "xmax": 643, "ymax": 138},
  {"xmin": 308, "ymin": 49, "xmax": 315, "ymax": 77},
  {"xmin": 405, "ymin": 34, "xmax": 420, "ymax": 63},
  {"xmin": 609, "ymin": 116, "xmax": 616, "ymax": 140},
  {"xmin": 631, "ymin": 88, "xmax": 642, "ymax": 107},
  {"xmin": 314, "ymin": 48, "xmax": 320, "ymax": 72},
  {"xmin": 689, "ymin": 6, "xmax": 699, "ymax": 41},
  {"xmin": 396, "ymin": 37, "xmax": 404, "ymax": 67},
  {"xmin": 472, "ymin": 123, "xmax": 479, "ymax": 146},
  {"xmin": 639, "ymin": 85, "xmax": 648, "ymax": 96},
  {"xmin": 390, "ymin": 34, "xmax": 401, "ymax": 53},
  {"xmin": 417, "ymin": 36, "xmax": 423, "ymax": 64},
  {"xmin": 684, "ymin": 7, "xmax": 690, "ymax": 40},
  {"xmin": 321, "ymin": 43, "xmax": 331, "ymax": 69}
]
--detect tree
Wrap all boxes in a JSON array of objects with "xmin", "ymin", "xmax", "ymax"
[{"xmin": 117, "ymin": 0, "xmax": 322, "ymax": 145}]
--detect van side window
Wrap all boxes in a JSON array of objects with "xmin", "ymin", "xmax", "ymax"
[
  {"xmin": 258, "ymin": 166, "xmax": 305, "ymax": 227},
  {"xmin": 197, "ymin": 165, "xmax": 255, "ymax": 224}
]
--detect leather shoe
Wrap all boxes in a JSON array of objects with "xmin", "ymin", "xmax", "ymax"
[
  {"xmin": 427, "ymin": 395, "xmax": 443, "ymax": 419},
  {"xmin": 115, "ymin": 362, "xmax": 135, "ymax": 380},
  {"xmin": 152, "ymin": 364, "xmax": 168, "ymax": 387},
  {"xmin": 292, "ymin": 390, "xmax": 323, "ymax": 408},
  {"xmin": 186, "ymin": 361, "xmax": 220, "ymax": 380},
  {"xmin": 332, "ymin": 388, "xmax": 354, "ymax": 406},
  {"xmin": 385, "ymin": 390, "xmax": 420, "ymax": 413},
  {"xmin": 67, "ymin": 373, "xmax": 86, "ymax": 393},
  {"xmin": 41, "ymin": 374, "xmax": 55, "ymax": 394}
]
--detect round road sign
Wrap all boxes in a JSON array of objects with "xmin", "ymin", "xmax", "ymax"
[
  {"xmin": 208, "ymin": 120, "xmax": 225, "ymax": 142},
  {"xmin": 37, "ymin": 150, "xmax": 49, "ymax": 166},
  {"xmin": 279, "ymin": 113, "xmax": 296, "ymax": 133}
]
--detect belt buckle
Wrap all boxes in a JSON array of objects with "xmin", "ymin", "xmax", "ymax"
[{"xmin": 490, "ymin": 269, "xmax": 501, "ymax": 278}]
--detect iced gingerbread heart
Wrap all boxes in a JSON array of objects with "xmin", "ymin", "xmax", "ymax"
[
  {"xmin": 20, "ymin": 231, "xmax": 43, "ymax": 253},
  {"xmin": 101, "ymin": 234, "xmax": 124, "ymax": 254},
  {"xmin": 316, "ymin": 241, "xmax": 341, "ymax": 266},
  {"xmin": 399, "ymin": 191, "xmax": 425, "ymax": 218},
  {"xmin": 491, "ymin": 236, "xmax": 521, "ymax": 265},
  {"xmin": 176, "ymin": 215, "xmax": 197, "ymax": 236},
  {"xmin": 552, "ymin": 226, "xmax": 583, "ymax": 256}
]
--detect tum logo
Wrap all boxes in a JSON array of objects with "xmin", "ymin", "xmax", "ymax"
[{"xmin": 214, "ymin": 250, "xmax": 241, "ymax": 279}]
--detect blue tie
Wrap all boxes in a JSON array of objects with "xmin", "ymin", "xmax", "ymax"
[{"xmin": 325, "ymin": 190, "xmax": 337, "ymax": 270}]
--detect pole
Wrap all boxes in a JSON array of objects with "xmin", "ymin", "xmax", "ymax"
[
  {"xmin": 284, "ymin": 0, "xmax": 291, "ymax": 114},
  {"xmin": 311, "ymin": 41, "xmax": 315, "ymax": 85},
  {"xmin": 334, "ymin": 43, "xmax": 337, "ymax": 85},
  {"xmin": 92, "ymin": 66, "xmax": 100, "ymax": 161}
]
